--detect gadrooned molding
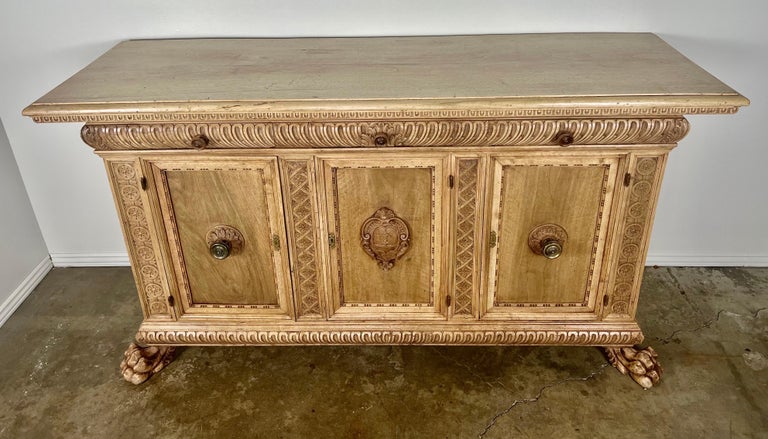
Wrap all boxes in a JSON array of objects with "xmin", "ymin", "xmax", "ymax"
[
  {"xmin": 80, "ymin": 118, "xmax": 690, "ymax": 150},
  {"xmin": 136, "ymin": 329, "xmax": 643, "ymax": 345}
]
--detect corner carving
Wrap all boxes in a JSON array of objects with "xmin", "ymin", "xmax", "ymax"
[{"xmin": 360, "ymin": 207, "xmax": 411, "ymax": 271}]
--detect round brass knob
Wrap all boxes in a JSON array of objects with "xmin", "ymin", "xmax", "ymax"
[
  {"xmin": 209, "ymin": 241, "xmax": 232, "ymax": 260},
  {"xmin": 191, "ymin": 134, "xmax": 209, "ymax": 149},
  {"xmin": 528, "ymin": 224, "xmax": 568, "ymax": 260},
  {"xmin": 555, "ymin": 131, "xmax": 574, "ymax": 147},
  {"xmin": 206, "ymin": 225, "xmax": 244, "ymax": 260},
  {"xmin": 541, "ymin": 239, "xmax": 563, "ymax": 259}
]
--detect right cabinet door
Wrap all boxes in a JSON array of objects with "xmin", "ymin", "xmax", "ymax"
[{"xmin": 483, "ymin": 153, "xmax": 624, "ymax": 320}]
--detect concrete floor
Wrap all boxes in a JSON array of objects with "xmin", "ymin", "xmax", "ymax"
[{"xmin": 0, "ymin": 267, "xmax": 766, "ymax": 438}]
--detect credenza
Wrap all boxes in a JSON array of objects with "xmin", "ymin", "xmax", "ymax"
[{"xmin": 24, "ymin": 33, "xmax": 748, "ymax": 388}]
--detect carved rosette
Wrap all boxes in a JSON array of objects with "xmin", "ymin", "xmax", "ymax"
[
  {"xmin": 607, "ymin": 157, "xmax": 660, "ymax": 317},
  {"xmin": 80, "ymin": 118, "xmax": 690, "ymax": 150},
  {"xmin": 205, "ymin": 225, "xmax": 245, "ymax": 254},
  {"xmin": 453, "ymin": 159, "xmax": 479, "ymax": 316},
  {"xmin": 360, "ymin": 207, "xmax": 411, "ymax": 271},
  {"xmin": 527, "ymin": 223, "xmax": 568, "ymax": 256},
  {"xmin": 604, "ymin": 345, "xmax": 663, "ymax": 389},
  {"xmin": 120, "ymin": 342, "xmax": 176, "ymax": 385},
  {"xmin": 110, "ymin": 161, "xmax": 169, "ymax": 316},
  {"xmin": 284, "ymin": 160, "xmax": 322, "ymax": 318}
]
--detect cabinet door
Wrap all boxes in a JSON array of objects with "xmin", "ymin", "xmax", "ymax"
[
  {"xmin": 149, "ymin": 158, "xmax": 294, "ymax": 319},
  {"xmin": 320, "ymin": 155, "xmax": 448, "ymax": 320},
  {"xmin": 484, "ymin": 154, "xmax": 621, "ymax": 320}
]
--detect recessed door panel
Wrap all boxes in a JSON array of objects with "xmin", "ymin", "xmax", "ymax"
[
  {"xmin": 321, "ymin": 155, "xmax": 447, "ymax": 320},
  {"xmin": 151, "ymin": 159, "xmax": 293, "ymax": 319},
  {"xmin": 485, "ymin": 155, "xmax": 620, "ymax": 319}
]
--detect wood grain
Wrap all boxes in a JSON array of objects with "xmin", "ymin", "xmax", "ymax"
[
  {"xmin": 24, "ymin": 35, "xmax": 748, "ymax": 388},
  {"xmin": 321, "ymin": 155, "xmax": 446, "ymax": 319},
  {"xmin": 485, "ymin": 154, "xmax": 619, "ymax": 318},
  {"xmin": 24, "ymin": 34, "xmax": 748, "ymax": 122},
  {"xmin": 151, "ymin": 159, "xmax": 293, "ymax": 318}
]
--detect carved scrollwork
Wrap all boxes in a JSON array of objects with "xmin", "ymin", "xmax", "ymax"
[
  {"xmin": 360, "ymin": 207, "xmax": 411, "ymax": 271},
  {"xmin": 604, "ymin": 345, "xmax": 663, "ymax": 389}
]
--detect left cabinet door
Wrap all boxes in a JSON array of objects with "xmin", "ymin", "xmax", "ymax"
[{"xmin": 148, "ymin": 158, "xmax": 294, "ymax": 320}]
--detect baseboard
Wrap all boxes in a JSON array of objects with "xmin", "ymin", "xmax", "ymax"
[
  {"xmin": 0, "ymin": 257, "xmax": 54, "ymax": 328},
  {"xmin": 50, "ymin": 252, "xmax": 130, "ymax": 267},
  {"xmin": 646, "ymin": 254, "xmax": 768, "ymax": 267}
]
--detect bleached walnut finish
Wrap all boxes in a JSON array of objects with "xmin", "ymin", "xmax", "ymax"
[
  {"xmin": 120, "ymin": 343, "xmax": 175, "ymax": 385},
  {"xmin": 24, "ymin": 34, "xmax": 748, "ymax": 388}
]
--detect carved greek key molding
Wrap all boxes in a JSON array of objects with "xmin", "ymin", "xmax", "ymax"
[
  {"xmin": 80, "ymin": 118, "xmax": 690, "ymax": 150},
  {"xmin": 453, "ymin": 159, "xmax": 479, "ymax": 316},
  {"xmin": 33, "ymin": 106, "xmax": 736, "ymax": 125},
  {"xmin": 607, "ymin": 157, "xmax": 660, "ymax": 316},
  {"xmin": 109, "ymin": 161, "xmax": 170, "ymax": 316},
  {"xmin": 136, "ymin": 329, "xmax": 643, "ymax": 346},
  {"xmin": 284, "ymin": 160, "xmax": 322, "ymax": 318}
]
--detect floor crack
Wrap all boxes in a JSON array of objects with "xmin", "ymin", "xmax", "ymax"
[
  {"xmin": 429, "ymin": 347, "xmax": 510, "ymax": 391},
  {"xmin": 477, "ymin": 363, "xmax": 609, "ymax": 438},
  {"xmin": 666, "ymin": 267, "xmax": 705, "ymax": 316},
  {"xmin": 656, "ymin": 307, "xmax": 767, "ymax": 345}
]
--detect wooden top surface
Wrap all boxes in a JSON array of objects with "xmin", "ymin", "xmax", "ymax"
[{"xmin": 24, "ymin": 33, "xmax": 748, "ymax": 122}]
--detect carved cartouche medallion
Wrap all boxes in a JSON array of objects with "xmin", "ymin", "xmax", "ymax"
[{"xmin": 360, "ymin": 207, "xmax": 410, "ymax": 271}]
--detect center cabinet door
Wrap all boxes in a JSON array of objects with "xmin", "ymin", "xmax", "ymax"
[
  {"xmin": 319, "ymin": 154, "xmax": 449, "ymax": 320},
  {"xmin": 148, "ymin": 158, "xmax": 294, "ymax": 320}
]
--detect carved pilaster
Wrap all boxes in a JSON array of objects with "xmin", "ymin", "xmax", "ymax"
[
  {"xmin": 284, "ymin": 160, "xmax": 322, "ymax": 318},
  {"xmin": 108, "ymin": 161, "xmax": 170, "ymax": 317},
  {"xmin": 453, "ymin": 159, "xmax": 480, "ymax": 316},
  {"xmin": 606, "ymin": 156, "xmax": 662, "ymax": 318}
]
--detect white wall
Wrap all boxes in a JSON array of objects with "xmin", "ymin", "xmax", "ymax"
[
  {"xmin": 0, "ymin": 118, "xmax": 50, "ymax": 326},
  {"xmin": 0, "ymin": 0, "xmax": 766, "ymax": 266}
]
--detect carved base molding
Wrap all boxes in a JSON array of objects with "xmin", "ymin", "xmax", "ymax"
[
  {"xmin": 603, "ymin": 345, "xmax": 663, "ymax": 389},
  {"xmin": 120, "ymin": 342, "xmax": 176, "ymax": 385},
  {"xmin": 136, "ymin": 324, "xmax": 643, "ymax": 346}
]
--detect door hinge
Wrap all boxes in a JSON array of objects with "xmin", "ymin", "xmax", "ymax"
[
  {"xmin": 489, "ymin": 231, "xmax": 497, "ymax": 248},
  {"xmin": 449, "ymin": 175, "xmax": 455, "ymax": 189},
  {"xmin": 272, "ymin": 234, "xmax": 281, "ymax": 251},
  {"xmin": 623, "ymin": 172, "xmax": 631, "ymax": 187},
  {"xmin": 328, "ymin": 233, "xmax": 336, "ymax": 249},
  {"xmin": 140, "ymin": 176, "xmax": 148, "ymax": 190},
  {"xmin": 167, "ymin": 295, "xmax": 175, "ymax": 307},
  {"xmin": 445, "ymin": 295, "xmax": 452, "ymax": 307}
]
